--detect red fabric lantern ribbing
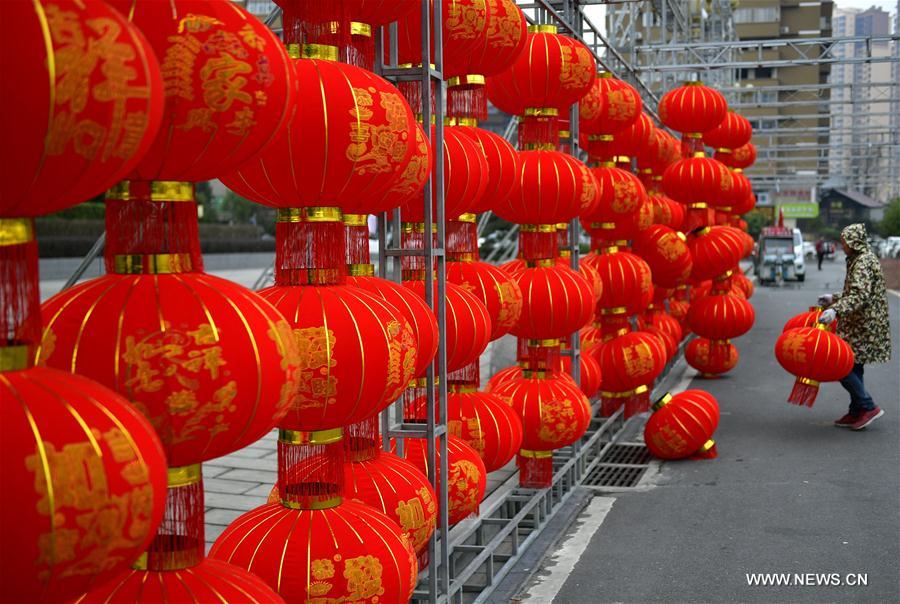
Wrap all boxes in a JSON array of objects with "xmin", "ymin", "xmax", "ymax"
[
  {"xmin": 39, "ymin": 274, "xmax": 299, "ymax": 466},
  {"xmin": 447, "ymin": 390, "xmax": 524, "ymax": 472},
  {"xmin": 638, "ymin": 310, "xmax": 684, "ymax": 345},
  {"xmin": 1, "ymin": 368, "xmax": 168, "ymax": 604},
  {"xmin": 347, "ymin": 275, "xmax": 439, "ymax": 379},
  {"xmin": 632, "ymin": 225, "xmax": 693, "ymax": 289},
  {"xmin": 106, "ymin": 0, "xmax": 294, "ymax": 181},
  {"xmin": 583, "ymin": 250, "xmax": 653, "ymax": 320},
  {"xmin": 659, "ymin": 81, "xmax": 728, "ymax": 136},
  {"xmin": 0, "ymin": 0, "xmax": 164, "ymax": 216},
  {"xmin": 611, "ymin": 112, "xmax": 655, "ymax": 159},
  {"xmin": 644, "ymin": 390, "xmax": 719, "ymax": 460},
  {"xmin": 456, "ymin": 125, "xmax": 520, "ymax": 214},
  {"xmin": 733, "ymin": 272, "xmax": 755, "ymax": 299},
  {"xmin": 703, "ymin": 111, "xmax": 753, "ymax": 152},
  {"xmin": 399, "ymin": 436, "xmax": 487, "ymax": 525},
  {"xmin": 722, "ymin": 170, "xmax": 752, "ymax": 210},
  {"xmin": 783, "ymin": 307, "xmax": 834, "ymax": 332},
  {"xmin": 687, "ymin": 293, "xmax": 756, "ymax": 342},
  {"xmin": 404, "ymin": 280, "xmax": 492, "ymax": 373},
  {"xmin": 583, "ymin": 165, "xmax": 649, "ymax": 242},
  {"xmin": 775, "ymin": 325, "xmax": 855, "ymax": 407},
  {"xmin": 508, "ymin": 266, "xmax": 595, "ymax": 340},
  {"xmin": 560, "ymin": 352, "xmax": 603, "ymax": 399},
  {"xmin": 209, "ymin": 500, "xmax": 417, "ymax": 601},
  {"xmin": 686, "ymin": 337, "xmax": 739, "ymax": 377},
  {"xmin": 718, "ymin": 142, "xmax": 757, "ymax": 169},
  {"xmin": 637, "ymin": 128, "xmax": 681, "ymax": 174},
  {"xmin": 257, "ymin": 284, "xmax": 418, "ymax": 430},
  {"xmin": 493, "ymin": 150, "xmax": 597, "ymax": 226},
  {"xmin": 597, "ymin": 331, "xmax": 666, "ymax": 417},
  {"xmin": 447, "ymin": 261, "xmax": 523, "ymax": 341},
  {"xmin": 662, "ymin": 155, "xmax": 733, "ymax": 209},
  {"xmin": 75, "ymin": 559, "xmax": 285, "ymax": 603},
  {"xmin": 687, "ymin": 226, "xmax": 747, "ymax": 282},
  {"xmin": 220, "ymin": 57, "xmax": 421, "ymax": 215},
  {"xmin": 579, "ymin": 73, "xmax": 643, "ymax": 137}
]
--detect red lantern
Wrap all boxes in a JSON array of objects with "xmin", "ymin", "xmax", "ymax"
[
  {"xmin": 662, "ymin": 155, "xmax": 733, "ymax": 210},
  {"xmin": 597, "ymin": 331, "xmax": 666, "ymax": 417},
  {"xmin": 1, "ymin": 0, "xmax": 164, "ymax": 216},
  {"xmin": 1, "ymin": 367, "xmax": 167, "ymax": 604},
  {"xmin": 611, "ymin": 112, "xmax": 655, "ymax": 159},
  {"xmin": 346, "ymin": 275, "xmax": 439, "ymax": 379},
  {"xmin": 447, "ymin": 261, "xmax": 523, "ymax": 340},
  {"xmin": 703, "ymin": 111, "xmax": 753, "ymax": 152},
  {"xmin": 717, "ymin": 142, "xmax": 757, "ymax": 169},
  {"xmin": 559, "ymin": 351, "xmax": 603, "ymax": 399},
  {"xmin": 399, "ymin": 436, "xmax": 487, "ymax": 525},
  {"xmin": 579, "ymin": 73, "xmax": 643, "ymax": 139},
  {"xmin": 732, "ymin": 272, "xmax": 755, "ymax": 299},
  {"xmin": 783, "ymin": 306, "xmax": 834, "ymax": 332},
  {"xmin": 687, "ymin": 293, "xmax": 756, "ymax": 342},
  {"xmin": 583, "ymin": 251, "xmax": 653, "ymax": 321},
  {"xmin": 638, "ymin": 310, "xmax": 684, "ymax": 344},
  {"xmin": 644, "ymin": 390, "xmax": 719, "ymax": 460},
  {"xmin": 659, "ymin": 81, "xmax": 728, "ymax": 136},
  {"xmin": 220, "ymin": 57, "xmax": 421, "ymax": 215},
  {"xmin": 583, "ymin": 165, "xmax": 649, "ymax": 241},
  {"xmin": 257, "ymin": 284, "xmax": 417, "ymax": 430},
  {"xmin": 688, "ymin": 226, "xmax": 747, "ymax": 282},
  {"xmin": 456, "ymin": 125, "xmax": 520, "ymax": 214},
  {"xmin": 509, "ymin": 265, "xmax": 595, "ymax": 340},
  {"xmin": 106, "ymin": 0, "xmax": 294, "ymax": 181},
  {"xmin": 493, "ymin": 150, "xmax": 596, "ymax": 226},
  {"xmin": 40, "ymin": 273, "xmax": 299, "ymax": 466},
  {"xmin": 447, "ymin": 389, "xmax": 524, "ymax": 472},
  {"xmin": 75, "ymin": 558, "xmax": 284, "ymax": 603},
  {"xmin": 404, "ymin": 280, "xmax": 492, "ymax": 373},
  {"xmin": 209, "ymin": 500, "xmax": 417, "ymax": 601},
  {"xmin": 686, "ymin": 338, "xmax": 739, "ymax": 377},
  {"xmin": 632, "ymin": 225, "xmax": 693, "ymax": 289},
  {"xmin": 775, "ymin": 325, "xmax": 855, "ymax": 407}
]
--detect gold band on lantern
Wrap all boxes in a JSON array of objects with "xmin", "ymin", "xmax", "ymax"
[
  {"xmin": 519, "ymin": 448, "xmax": 553, "ymax": 458},
  {"xmin": 456, "ymin": 117, "xmax": 478, "ymax": 127},
  {"xmin": 0, "ymin": 345, "xmax": 30, "ymax": 371},
  {"xmin": 526, "ymin": 259, "xmax": 555, "ymax": 268},
  {"xmin": 106, "ymin": 180, "xmax": 195, "ymax": 202},
  {"xmin": 167, "ymin": 464, "xmax": 202, "ymax": 488},
  {"xmin": 600, "ymin": 306, "xmax": 627, "ymax": 315},
  {"xmin": 348, "ymin": 263, "xmax": 374, "ymax": 277},
  {"xmin": 527, "ymin": 338, "xmax": 560, "ymax": 347},
  {"xmin": 522, "ymin": 369, "xmax": 548, "ymax": 379},
  {"xmin": 560, "ymin": 249, "xmax": 571, "ymax": 258},
  {"xmin": 615, "ymin": 156, "xmax": 631, "ymax": 163},
  {"xmin": 698, "ymin": 439, "xmax": 716, "ymax": 453},
  {"xmin": 520, "ymin": 224, "xmax": 557, "ymax": 233},
  {"xmin": 522, "ymin": 143, "xmax": 556, "ymax": 151},
  {"xmin": 523, "ymin": 107, "xmax": 559, "ymax": 117},
  {"xmin": 0, "ymin": 218, "xmax": 35, "ymax": 246},
  {"xmin": 588, "ymin": 134, "xmax": 614, "ymax": 143},
  {"xmin": 297, "ymin": 43, "xmax": 339, "ymax": 61},
  {"xmin": 598, "ymin": 71, "xmax": 613, "ymax": 79},
  {"xmin": 304, "ymin": 206, "xmax": 342, "ymax": 222},
  {"xmin": 691, "ymin": 150, "xmax": 706, "ymax": 158},
  {"xmin": 448, "ymin": 384, "xmax": 477, "ymax": 394},
  {"xmin": 719, "ymin": 206, "xmax": 733, "ymax": 213},
  {"xmin": 350, "ymin": 21, "xmax": 372, "ymax": 36},
  {"xmin": 559, "ymin": 130, "xmax": 571, "ymax": 138},
  {"xmin": 652, "ymin": 393, "xmax": 673, "ymax": 411},
  {"xmin": 714, "ymin": 270, "xmax": 734, "ymax": 281},
  {"xmin": 600, "ymin": 384, "xmax": 648, "ymax": 399},
  {"xmin": 798, "ymin": 377, "xmax": 820, "ymax": 386},
  {"xmin": 281, "ymin": 495, "xmax": 343, "ymax": 510},
  {"xmin": 412, "ymin": 376, "xmax": 439, "ymax": 388},
  {"xmin": 527, "ymin": 24, "xmax": 558, "ymax": 34},
  {"xmin": 277, "ymin": 208, "xmax": 303, "ymax": 223},
  {"xmin": 556, "ymin": 223, "xmax": 568, "ymax": 230},
  {"xmin": 279, "ymin": 428, "xmax": 343, "ymax": 446},
  {"xmin": 684, "ymin": 80, "xmax": 704, "ymax": 86},
  {"xmin": 688, "ymin": 203, "xmax": 709, "ymax": 210},
  {"xmin": 447, "ymin": 74, "xmax": 485, "ymax": 87},
  {"xmin": 112, "ymin": 253, "xmax": 193, "ymax": 275},
  {"xmin": 457, "ymin": 213, "xmax": 477, "ymax": 224},
  {"xmin": 696, "ymin": 226, "xmax": 712, "ymax": 235},
  {"xmin": 450, "ymin": 252, "xmax": 477, "ymax": 262},
  {"xmin": 402, "ymin": 222, "xmax": 438, "ymax": 234},
  {"xmin": 716, "ymin": 147, "xmax": 732, "ymax": 154},
  {"xmin": 343, "ymin": 214, "xmax": 368, "ymax": 227}
]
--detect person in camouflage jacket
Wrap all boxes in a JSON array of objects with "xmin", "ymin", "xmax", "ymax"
[{"xmin": 818, "ymin": 223, "xmax": 892, "ymax": 429}]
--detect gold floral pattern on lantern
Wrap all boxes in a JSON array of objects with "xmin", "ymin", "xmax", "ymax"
[
  {"xmin": 290, "ymin": 326, "xmax": 338, "ymax": 409},
  {"xmin": 446, "ymin": 0, "xmax": 488, "ymax": 41},
  {"xmin": 347, "ymin": 87, "xmax": 410, "ymax": 175}
]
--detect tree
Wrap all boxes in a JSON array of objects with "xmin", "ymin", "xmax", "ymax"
[{"xmin": 879, "ymin": 197, "xmax": 900, "ymax": 237}]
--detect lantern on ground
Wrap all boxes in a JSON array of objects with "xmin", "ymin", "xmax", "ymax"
[{"xmin": 644, "ymin": 390, "xmax": 719, "ymax": 460}]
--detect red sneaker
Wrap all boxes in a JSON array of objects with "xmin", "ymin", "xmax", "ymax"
[
  {"xmin": 850, "ymin": 407, "xmax": 884, "ymax": 431},
  {"xmin": 834, "ymin": 413, "xmax": 857, "ymax": 428}
]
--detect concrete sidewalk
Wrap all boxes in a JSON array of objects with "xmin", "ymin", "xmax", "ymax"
[{"xmin": 520, "ymin": 259, "xmax": 900, "ymax": 603}]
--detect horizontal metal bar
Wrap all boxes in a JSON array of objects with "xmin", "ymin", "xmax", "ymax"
[
  {"xmin": 636, "ymin": 34, "xmax": 900, "ymax": 52},
  {"xmin": 383, "ymin": 248, "xmax": 445, "ymax": 257}
]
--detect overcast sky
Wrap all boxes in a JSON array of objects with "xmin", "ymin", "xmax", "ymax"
[{"xmin": 834, "ymin": 0, "xmax": 896, "ymax": 10}]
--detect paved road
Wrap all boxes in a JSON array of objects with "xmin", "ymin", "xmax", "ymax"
[{"xmin": 525, "ymin": 258, "xmax": 900, "ymax": 603}]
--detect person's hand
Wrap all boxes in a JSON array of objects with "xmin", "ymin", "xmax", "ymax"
[
  {"xmin": 817, "ymin": 294, "xmax": 833, "ymax": 307},
  {"xmin": 818, "ymin": 308, "xmax": 837, "ymax": 325}
]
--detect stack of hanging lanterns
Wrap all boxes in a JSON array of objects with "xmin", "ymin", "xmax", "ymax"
[
  {"xmin": 36, "ymin": 2, "xmax": 309, "ymax": 601},
  {"xmin": 485, "ymin": 24, "xmax": 598, "ymax": 488},
  {"xmin": 1, "ymin": 3, "xmax": 171, "ymax": 601},
  {"xmin": 659, "ymin": 81, "xmax": 755, "ymax": 379},
  {"xmin": 577, "ymin": 75, "xmax": 666, "ymax": 419}
]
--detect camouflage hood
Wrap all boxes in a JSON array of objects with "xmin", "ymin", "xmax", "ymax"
[{"xmin": 841, "ymin": 223, "xmax": 870, "ymax": 256}]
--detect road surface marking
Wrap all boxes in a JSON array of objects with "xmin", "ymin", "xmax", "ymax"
[{"xmin": 519, "ymin": 496, "xmax": 616, "ymax": 603}]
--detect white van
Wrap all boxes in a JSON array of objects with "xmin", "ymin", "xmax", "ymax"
[{"xmin": 792, "ymin": 228, "xmax": 806, "ymax": 282}]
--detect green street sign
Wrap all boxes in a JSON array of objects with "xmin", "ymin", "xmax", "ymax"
[{"xmin": 778, "ymin": 203, "xmax": 819, "ymax": 218}]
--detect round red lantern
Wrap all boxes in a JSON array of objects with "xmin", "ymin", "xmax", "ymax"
[
  {"xmin": 404, "ymin": 280, "xmax": 492, "ymax": 373},
  {"xmin": 717, "ymin": 142, "xmax": 757, "ymax": 169},
  {"xmin": 703, "ymin": 111, "xmax": 753, "ymax": 152},
  {"xmin": 399, "ymin": 436, "xmax": 487, "ymax": 525},
  {"xmin": 583, "ymin": 164, "xmax": 649, "ymax": 241},
  {"xmin": 688, "ymin": 226, "xmax": 747, "ymax": 282},
  {"xmin": 456, "ymin": 125, "xmax": 520, "ymax": 214},
  {"xmin": 775, "ymin": 325, "xmax": 855, "ymax": 407},
  {"xmin": 686, "ymin": 337, "xmax": 739, "ymax": 377},
  {"xmin": 579, "ymin": 73, "xmax": 643, "ymax": 138},
  {"xmin": 447, "ymin": 261, "xmax": 523, "ymax": 340},
  {"xmin": 257, "ymin": 283, "xmax": 417, "ymax": 429},
  {"xmin": 632, "ymin": 225, "xmax": 693, "ymax": 289},
  {"xmin": 447, "ymin": 389, "xmax": 524, "ymax": 472},
  {"xmin": 1, "ymin": 0, "xmax": 164, "ymax": 216},
  {"xmin": 220, "ymin": 57, "xmax": 421, "ymax": 215},
  {"xmin": 687, "ymin": 293, "xmax": 756, "ymax": 342},
  {"xmin": 75, "ymin": 558, "xmax": 284, "ymax": 603},
  {"xmin": 106, "ymin": 0, "xmax": 294, "ymax": 181},
  {"xmin": 644, "ymin": 390, "xmax": 719, "ymax": 460},
  {"xmin": 583, "ymin": 250, "xmax": 654, "ymax": 320},
  {"xmin": 1, "ymin": 367, "xmax": 167, "ymax": 604},
  {"xmin": 732, "ymin": 271, "xmax": 755, "ymax": 299},
  {"xmin": 210, "ymin": 500, "xmax": 417, "ymax": 601},
  {"xmin": 597, "ymin": 331, "xmax": 666, "ymax": 417},
  {"xmin": 559, "ymin": 351, "xmax": 603, "ymax": 399},
  {"xmin": 659, "ymin": 81, "xmax": 728, "ymax": 136},
  {"xmin": 611, "ymin": 111, "xmax": 655, "ymax": 159},
  {"xmin": 40, "ymin": 273, "xmax": 299, "ymax": 466},
  {"xmin": 662, "ymin": 155, "xmax": 734, "ymax": 209},
  {"xmin": 638, "ymin": 309, "xmax": 684, "ymax": 344},
  {"xmin": 509, "ymin": 265, "xmax": 595, "ymax": 340},
  {"xmin": 783, "ymin": 306, "xmax": 834, "ymax": 332}
]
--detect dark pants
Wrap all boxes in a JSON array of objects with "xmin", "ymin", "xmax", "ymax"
[
  {"xmin": 838, "ymin": 363, "xmax": 876, "ymax": 415},
  {"xmin": 817, "ymin": 253, "xmax": 824, "ymax": 270}
]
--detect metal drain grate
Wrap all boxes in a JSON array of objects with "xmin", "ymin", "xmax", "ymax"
[{"xmin": 583, "ymin": 443, "xmax": 653, "ymax": 489}]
